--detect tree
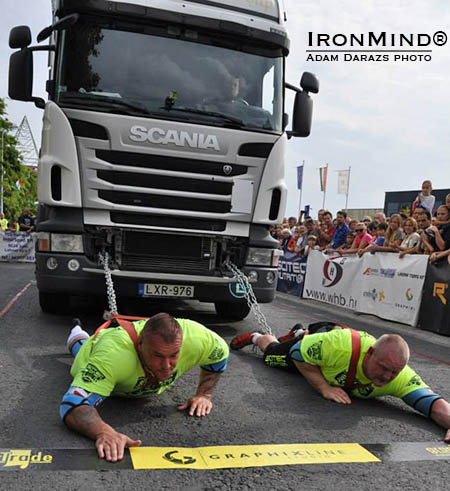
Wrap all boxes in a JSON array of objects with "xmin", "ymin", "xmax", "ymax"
[{"xmin": 0, "ymin": 98, "xmax": 38, "ymax": 222}]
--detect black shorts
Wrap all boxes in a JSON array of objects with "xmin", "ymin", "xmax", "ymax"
[{"xmin": 263, "ymin": 338, "xmax": 300, "ymax": 373}]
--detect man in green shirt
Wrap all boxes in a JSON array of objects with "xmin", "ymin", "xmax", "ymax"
[
  {"xmin": 61, "ymin": 313, "xmax": 229, "ymax": 462},
  {"xmin": 231, "ymin": 324, "xmax": 450, "ymax": 442}
]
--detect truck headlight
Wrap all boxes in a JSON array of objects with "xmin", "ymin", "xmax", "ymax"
[
  {"xmin": 51, "ymin": 234, "xmax": 84, "ymax": 253},
  {"xmin": 246, "ymin": 248, "xmax": 282, "ymax": 267}
]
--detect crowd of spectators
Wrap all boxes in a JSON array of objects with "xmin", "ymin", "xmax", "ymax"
[
  {"xmin": 0, "ymin": 208, "xmax": 35, "ymax": 233},
  {"xmin": 271, "ymin": 183, "xmax": 450, "ymax": 266}
]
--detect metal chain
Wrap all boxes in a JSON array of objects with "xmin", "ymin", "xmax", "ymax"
[
  {"xmin": 224, "ymin": 260, "xmax": 273, "ymax": 335},
  {"xmin": 99, "ymin": 251, "xmax": 118, "ymax": 317}
]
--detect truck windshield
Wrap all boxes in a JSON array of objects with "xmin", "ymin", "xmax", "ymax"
[{"xmin": 56, "ymin": 20, "xmax": 284, "ymax": 133}]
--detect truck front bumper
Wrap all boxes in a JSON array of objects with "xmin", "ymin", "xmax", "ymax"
[{"xmin": 35, "ymin": 253, "xmax": 277, "ymax": 303}]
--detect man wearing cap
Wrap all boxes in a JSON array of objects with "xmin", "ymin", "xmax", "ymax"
[
  {"xmin": 230, "ymin": 324, "xmax": 450, "ymax": 443},
  {"xmin": 61, "ymin": 313, "xmax": 229, "ymax": 461}
]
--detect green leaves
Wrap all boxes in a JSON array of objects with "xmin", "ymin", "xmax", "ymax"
[{"xmin": 1, "ymin": 98, "xmax": 38, "ymax": 221}]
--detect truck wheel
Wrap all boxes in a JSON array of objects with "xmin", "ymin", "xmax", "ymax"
[
  {"xmin": 214, "ymin": 301, "xmax": 251, "ymax": 321},
  {"xmin": 39, "ymin": 291, "xmax": 70, "ymax": 314}
]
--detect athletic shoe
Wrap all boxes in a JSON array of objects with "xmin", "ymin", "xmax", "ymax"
[
  {"xmin": 67, "ymin": 318, "xmax": 90, "ymax": 353},
  {"xmin": 230, "ymin": 332, "xmax": 255, "ymax": 350},
  {"xmin": 277, "ymin": 323, "xmax": 305, "ymax": 343}
]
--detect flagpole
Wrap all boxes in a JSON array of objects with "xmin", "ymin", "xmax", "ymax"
[
  {"xmin": 298, "ymin": 160, "xmax": 304, "ymax": 219},
  {"xmin": 322, "ymin": 164, "xmax": 328, "ymax": 209},
  {"xmin": 345, "ymin": 166, "xmax": 351, "ymax": 211}
]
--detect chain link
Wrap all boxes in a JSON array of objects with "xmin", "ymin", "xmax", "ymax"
[
  {"xmin": 224, "ymin": 260, "xmax": 273, "ymax": 335},
  {"xmin": 99, "ymin": 251, "xmax": 118, "ymax": 317}
]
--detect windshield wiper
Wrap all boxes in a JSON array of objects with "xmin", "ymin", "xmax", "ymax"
[
  {"xmin": 163, "ymin": 107, "xmax": 244, "ymax": 126},
  {"xmin": 60, "ymin": 94, "xmax": 153, "ymax": 116}
]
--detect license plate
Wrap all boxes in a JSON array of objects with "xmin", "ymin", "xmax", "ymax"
[{"xmin": 139, "ymin": 283, "xmax": 195, "ymax": 298}]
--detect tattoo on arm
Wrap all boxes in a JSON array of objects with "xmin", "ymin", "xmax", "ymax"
[
  {"xmin": 196, "ymin": 371, "xmax": 221, "ymax": 398},
  {"xmin": 65, "ymin": 405, "xmax": 106, "ymax": 440}
]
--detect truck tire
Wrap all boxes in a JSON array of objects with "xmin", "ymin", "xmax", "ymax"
[
  {"xmin": 39, "ymin": 291, "xmax": 71, "ymax": 314},
  {"xmin": 214, "ymin": 301, "xmax": 251, "ymax": 321}
]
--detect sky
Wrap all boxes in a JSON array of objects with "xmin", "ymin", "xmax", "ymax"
[{"xmin": 0, "ymin": 0, "xmax": 449, "ymax": 218}]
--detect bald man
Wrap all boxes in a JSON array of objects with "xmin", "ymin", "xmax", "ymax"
[
  {"xmin": 61, "ymin": 313, "xmax": 229, "ymax": 461},
  {"xmin": 230, "ymin": 323, "xmax": 450, "ymax": 442}
]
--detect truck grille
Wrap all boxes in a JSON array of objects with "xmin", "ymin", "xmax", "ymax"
[
  {"xmin": 120, "ymin": 231, "xmax": 214, "ymax": 274},
  {"xmin": 94, "ymin": 150, "xmax": 243, "ymax": 217}
]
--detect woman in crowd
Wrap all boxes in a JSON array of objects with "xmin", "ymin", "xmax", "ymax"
[
  {"xmin": 363, "ymin": 214, "xmax": 404, "ymax": 254},
  {"xmin": 340, "ymin": 222, "xmax": 373, "ymax": 256},
  {"xmin": 397, "ymin": 217, "xmax": 421, "ymax": 258}
]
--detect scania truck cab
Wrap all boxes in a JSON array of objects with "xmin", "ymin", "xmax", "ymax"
[{"xmin": 8, "ymin": 0, "xmax": 318, "ymax": 319}]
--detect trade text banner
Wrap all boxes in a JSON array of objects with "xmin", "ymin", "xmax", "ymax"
[
  {"xmin": 417, "ymin": 262, "xmax": 450, "ymax": 336},
  {"xmin": 0, "ymin": 232, "xmax": 36, "ymax": 263},
  {"xmin": 302, "ymin": 250, "xmax": 361, "ymax": 310},
  {"xmin": 277, "ymin": 253, "xmax": 307, "ymax": 297},
  {"xmin": 355, "ymin": 253, "xmax": 428, "ymax": 326}
]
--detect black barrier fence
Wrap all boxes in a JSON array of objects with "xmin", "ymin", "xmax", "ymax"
[
  {"xmin": 276, "ymin": 253, "xmax": 307, "ymax": 297},
  {"xmin": 417, "ymin": 261, "xmax": 450, "ymax": 336}
]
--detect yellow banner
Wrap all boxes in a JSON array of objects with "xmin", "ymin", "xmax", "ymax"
[{"xmin": 130, "ymin": 443, "xmax": 380, "ymax": 470}]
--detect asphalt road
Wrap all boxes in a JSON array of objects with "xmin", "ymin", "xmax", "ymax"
[{"xmin": 0, "ymin": 263, "xmax": 449, "ymax": 490}]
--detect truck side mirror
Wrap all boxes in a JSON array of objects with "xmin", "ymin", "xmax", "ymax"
[
  {"xmin": 9, "ymin": 25, "xmax": 32, "ymax": 49},
  {"xmin": 9, "ymin": 49, "xmax": 34, "ymax": 102},
  {"xmin": 286, "ymin": 72, "xmax": 319, "ymax": 138},
  {"xmin": 8, "ymin": 25, "xmax": 49, "ymax": 109}
]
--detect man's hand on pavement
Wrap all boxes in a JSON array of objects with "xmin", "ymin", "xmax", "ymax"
[
  {"xmin": 95, "ymin": 429, "xmax": 142, "ymax": 462},
  {"xmin": 178, "ymin": 395, "xmax": 212, "ymax": 417},
  {"xmin": 321, "ymin": 386, "xmax": 352, "ymax": 404}
]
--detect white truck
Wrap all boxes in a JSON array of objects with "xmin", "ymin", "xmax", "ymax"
[{"xmin": 8, "ymin": 0, "xmax": 318, "ymax": 318}]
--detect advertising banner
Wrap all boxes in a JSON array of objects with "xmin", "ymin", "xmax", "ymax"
[
  {"xmin": 356, "ymin": 253, "xmax": 428, "ymax": 326},
  {"xmin": 417, "ymin": 262, "xmax": 450, "ymax": 336},
  {"xmin": 277, "ymin": 253, "xmax": 307, "ymax": 297},
  {"xmin": 302, "ymin": 250, "xmax": 361, "ymax": 310},
  {"xmin": 302, "ymin": 251, "xmax": 428, "ymax": 326},
  {"xmin": 0, "ymin": 232, "xmax": 36, "ymax": 263}
]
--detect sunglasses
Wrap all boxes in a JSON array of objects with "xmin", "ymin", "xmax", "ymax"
[{"xmin": 355, "ymin": 229, "xmax": 364, "ymax": 232}]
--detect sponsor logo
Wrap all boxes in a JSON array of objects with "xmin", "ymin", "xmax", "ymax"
[
  {"xmin": 209, "ymin": 345, "xmax": 225, "ymax": 362},
  {"xmin": 306, "ymin": 340, "xmax": 323, "ymax": 361},
  {"xmin": 433, "ymin": 282, "xmax": 448, "ymax": 305},
  {"xmin": 0, "ymin": 450, "xmax": 52, "ymax": 470},
  {"xmin": 380, "ymin": 268, "xmax": 396, "ymax": 279},
  {"xmin": 163, "ymin": 450, "xmax": 196, "ymax": 465},
  {"xmin": 322, "ymin": 257, "xmax": 346, "ymax": 287},
  {"xmin": 406, "ymin": 375, "xmax": 424, "ymax": 387},
  {"xmin": 363, "ymin": 289, "xmax": 385, "ymax": 302},
  {"xmin": 129, "ymin": 126, "xmax": 220, "ymax": 151},
  {"xmin": 405, "ymin": 288, "xmax": 414, "ymax": 301},
  {"xmin": 81, "ymin": 363, "xmax": 106, "ymax": 383},
  {"xmin": 223, "ymin": 165, "xmax": 233, "ymax": 176}
]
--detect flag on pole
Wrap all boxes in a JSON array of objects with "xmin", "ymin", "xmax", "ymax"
[
  {"xmin": 15, "ymin": 179, "xmax": 22, "ymax": 191},
  {"xmin": 319, "ymin": 166, "xmax": 328, "ymax": 192},
  {"xmin": 297, "ymin": 165, "xmax": 304, "ymax": 190},
  {"xmin": 337, "ymin": 170, "xmax": 350, "ymax": 195}
]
